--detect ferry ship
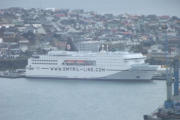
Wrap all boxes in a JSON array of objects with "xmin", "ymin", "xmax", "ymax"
[{"xmin": 25, "ymin": 39, "xmax": 158, "ymax": 81}]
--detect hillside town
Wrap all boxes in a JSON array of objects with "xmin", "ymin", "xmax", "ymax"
[{"xmin": 0, "ymin": 7, "xmax": 180, "ymax": 70}]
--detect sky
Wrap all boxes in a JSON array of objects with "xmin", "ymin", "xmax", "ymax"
[{"xmin": 0, "ymin": 0, "xmax": 180, "ymax": 16}]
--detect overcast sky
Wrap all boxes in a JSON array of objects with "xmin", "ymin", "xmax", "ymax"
[{"xmin": 1, "ymin": 0, "xmax": 180, "ymax": 16}]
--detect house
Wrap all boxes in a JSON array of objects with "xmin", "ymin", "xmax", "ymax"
[
  {"xmin": 3, "ymin": 31, "xmax": 16, "ymax": 42},
  {"xmin": 18, "ymin": 39, "xmax": 29, "ymax": 52}
]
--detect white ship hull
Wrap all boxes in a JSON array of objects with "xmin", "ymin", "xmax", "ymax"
[{"xmin": 26, "ymin": 70, "xmax": 155, "ymax": 81}]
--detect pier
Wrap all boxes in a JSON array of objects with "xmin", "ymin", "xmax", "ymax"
[{"xmin": 0, "ymin": 70, "xmax": 25, "ymax": 78}]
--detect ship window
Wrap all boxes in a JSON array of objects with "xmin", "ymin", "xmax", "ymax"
[
  {"xmin": 32, "ymin": 62, "xmax": 57, "ymax": 65},
  {"xmin": 124, "ymin": 60, "xmax": 128, "ymax": 63},
  {"xmin": 135, "ymin": 59, "xmax": 140, "ymax": 62},
  {"xmin": 41, "ymin": 68, "xmax": 49, "ymax": 69}
]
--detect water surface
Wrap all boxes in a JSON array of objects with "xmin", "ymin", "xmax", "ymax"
[{"xmin": 0, "ymin": 78, "xmax": 166, "ymax": 120}]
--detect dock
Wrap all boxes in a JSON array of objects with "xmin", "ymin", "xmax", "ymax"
[
  {"xmin": 0, "ymin": 70, "xmax": 25, "ymax": 78},
  {"xmin": 144, "ymin": 57, "xmax": 180, "ymax": 120}
]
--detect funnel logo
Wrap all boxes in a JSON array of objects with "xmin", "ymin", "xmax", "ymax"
[
  {"xmin": 65, "ymin": 38, "xmax": 78, "ymax": 51},
  {"xmin": 66, "ymin": 44, "xmax": 71, "ymax": 50}
]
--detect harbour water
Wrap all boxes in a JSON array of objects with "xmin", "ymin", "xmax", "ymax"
[{"xmin": 0, "ymin": 78, "xmax": 166, "ymax": 120}]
